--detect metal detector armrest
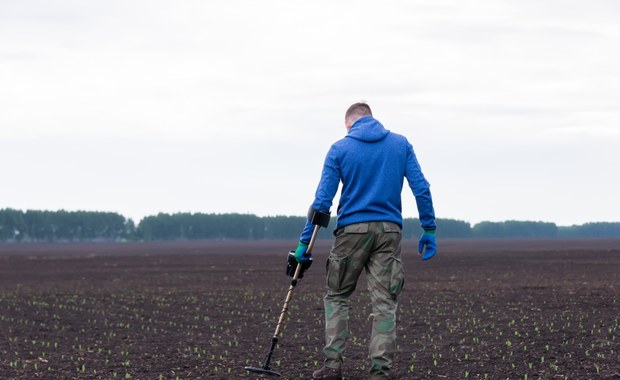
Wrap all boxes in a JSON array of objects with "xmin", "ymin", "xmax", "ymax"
[{"xmin": 308, "ymin": 208, "xmax": 330, "ymax": 228}]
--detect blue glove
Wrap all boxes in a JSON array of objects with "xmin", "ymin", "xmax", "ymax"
[
  {"xmin": 418, "ymin": 230, "xmax": 436, "ymax": 261},
  {"xmin": 294, "ymin": 241, "xmax": 311, "ymax": 263}
]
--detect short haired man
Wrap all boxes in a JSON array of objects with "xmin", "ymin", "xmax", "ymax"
[{"xmin": 293, "ymin": 102, "xmax": 437, "ymax": 379}]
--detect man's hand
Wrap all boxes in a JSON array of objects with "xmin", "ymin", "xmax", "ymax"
[
  {"xmin": 294, "ymin": 241, "xmax": 311, "ymax": 263},
  {"xmin": 418, "ymin": 230, "xmax": 436, "ymax": 261}
]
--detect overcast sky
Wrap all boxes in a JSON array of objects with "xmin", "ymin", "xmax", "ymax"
[{"xmin": 1, "ymin": 0, "xmax": 619, "ymax": 226}]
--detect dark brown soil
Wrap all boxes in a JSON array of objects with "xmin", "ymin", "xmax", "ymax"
[{"xmin": 1, "ymin": 239, "xmax": 619, "ymax": 379}]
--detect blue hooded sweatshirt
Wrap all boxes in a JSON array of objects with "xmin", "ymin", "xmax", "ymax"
[{"xmin": 300, "ymin": 115, "xmax": 435, "ymax": 243}]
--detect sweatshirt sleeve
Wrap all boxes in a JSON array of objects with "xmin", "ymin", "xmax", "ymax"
[
  {"xmin": 404, "ymin": 142, "xmax": 436, "ymax": 231},
  {"xmin": 299, "ymin": 145, "xmax": 340, "ymax": 243}
]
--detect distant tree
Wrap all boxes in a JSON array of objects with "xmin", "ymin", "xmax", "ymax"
[
  {"xmin": 123, "ymin": 219, "xmax": 137, "ymax": 240},
  {"xmin": 472, "ymin": 221, "xmax": 504, "ymax": 238},
  {"xmin": 402, "ymin": 218, "xmax": 472, "ymax": 239},
  {"xmin": 263, "ymin": 216, "xmax": 306, "ymax": 239},
  {"xmin": 0, "ymin": 208, "xmax": 25, "ymax": 242},
  {"xmin": 505, "ymin": 220, "xmax": 557, "ymax": 238},
  {"xmin": 0, "ymin": 209, "xmax": 129, "ymax": 242},
  {"xmin": 472, "ymin": 220, "xmax": 557, "ymax": 238},
  {"xmin": 558, "ymin": 222, "xmax": 620, "ymax": 238},
  {"xmin": 137, "ymin": 212, "xmax": 264, "ymax": 241},
  {"xmin": 435, "ymin": 219, "xmax": 472, "ymax": 238}
]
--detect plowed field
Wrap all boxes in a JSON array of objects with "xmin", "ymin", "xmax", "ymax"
[{"xmin": 1, "ymin": 239, "xmax": 619, "ymax": 379}]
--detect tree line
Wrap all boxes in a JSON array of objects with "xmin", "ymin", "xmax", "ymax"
[
  {"xmin": 0, "ymin": 209, "xmax": 134, "ymax": 242},
  {"xmin": 1, "ymin": 208, "xmax": 619, "ymax": 243}
]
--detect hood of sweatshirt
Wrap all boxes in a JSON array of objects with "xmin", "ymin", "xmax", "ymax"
[{"xmin": 346, "ymin": 116, "xmax": 389, "ymax": 142}]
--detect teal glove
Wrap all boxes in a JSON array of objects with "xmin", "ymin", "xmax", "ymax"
[
  {"xmin": 294, "ymin": 241, "xmax": 311, "ymax": 263},
  {"xmin": 418, "ymin": 230, "xmax": 436, "ymax": 261}
]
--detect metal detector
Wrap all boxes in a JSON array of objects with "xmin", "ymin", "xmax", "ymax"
[{"xmin": 245, "ymin": 209, "xmax": 330, "ymax": 377}]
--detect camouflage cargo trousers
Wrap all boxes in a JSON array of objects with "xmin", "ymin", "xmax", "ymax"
[{"xmin": 322, "ymin": 222, "xmax": 404, "ymax": 379}]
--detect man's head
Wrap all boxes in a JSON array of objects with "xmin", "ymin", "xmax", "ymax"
[{"xmin": 345, "ymin": 102, "xmax": 372, "ymax": 130}]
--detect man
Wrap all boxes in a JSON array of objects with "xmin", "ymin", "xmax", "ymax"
[{"xmin": 293, "ymin": 102, "xmax": 437, "ymax": 380}]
